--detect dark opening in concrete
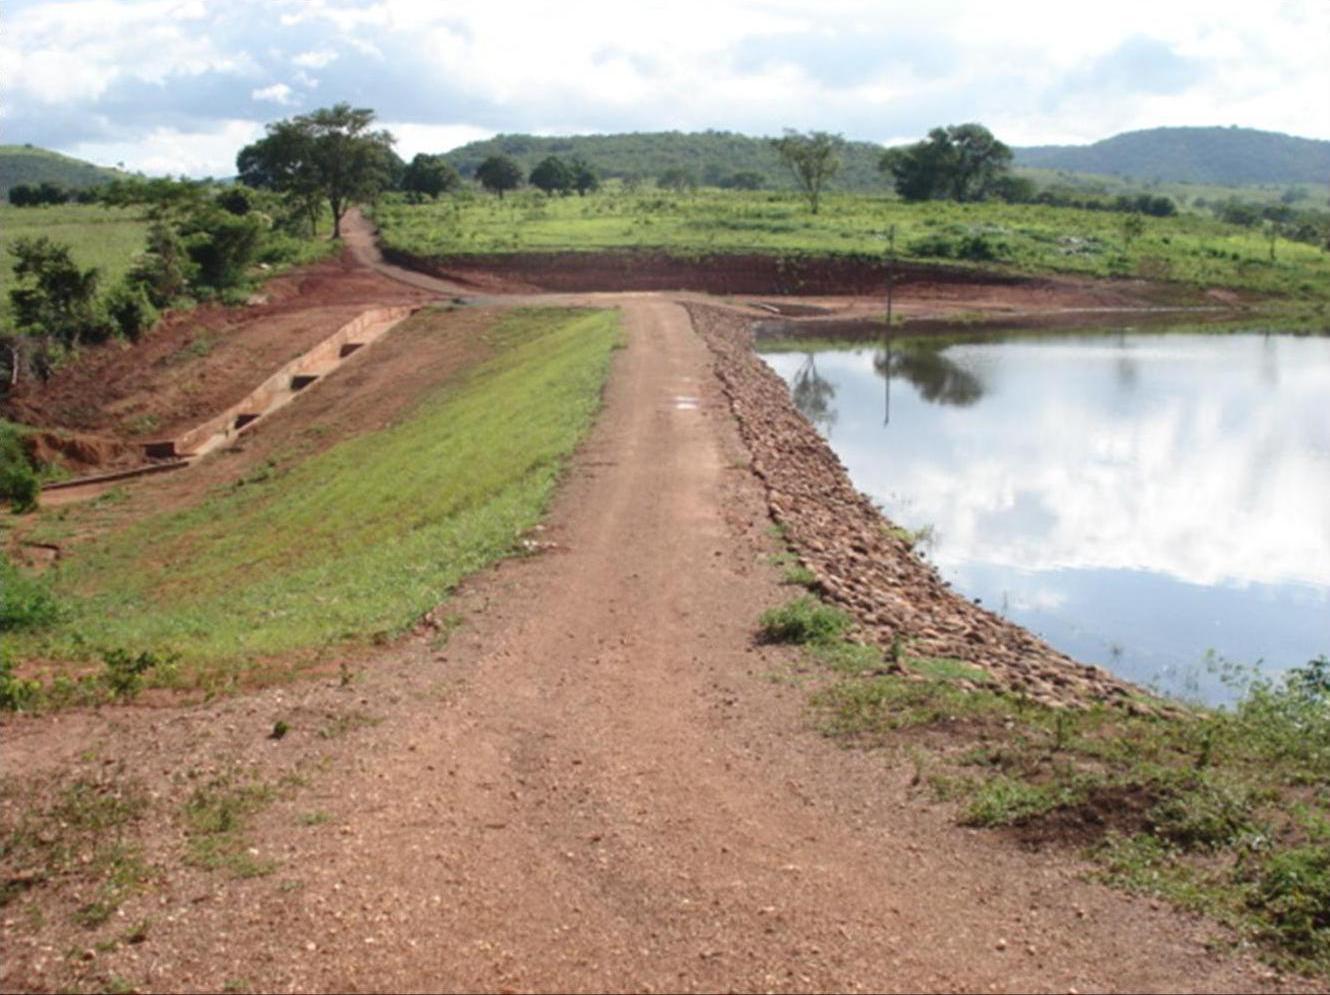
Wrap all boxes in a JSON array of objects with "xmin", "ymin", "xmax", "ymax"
[
  {"xmin": 143, "ymin": 440, "xmax": 179, "ymax": 459},
  {"xmin": 339, "ymin": 342, "xmax": 363, "ymax": 358},
  {"xmin": 290, "ymin": 374, "xmax": 319, "ymax": 391},
  {"xmin": 234, "ymin": 413, "xmax": 260, "ymax": 430}
]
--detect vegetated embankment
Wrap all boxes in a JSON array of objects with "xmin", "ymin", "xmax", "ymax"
[
  {"xmin": 687, "ymin": 301, "xmax": 1144, "ymax": 708},
  {"xmin": 5, "ymin": 306, "xmax": 622, "ymax": 694}
]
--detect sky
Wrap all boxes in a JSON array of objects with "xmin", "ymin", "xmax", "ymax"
[{"xmin": 3, "ymin": 0, "xmax": 1328, "ymax": 177}]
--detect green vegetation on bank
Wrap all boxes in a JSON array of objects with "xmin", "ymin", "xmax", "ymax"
[
  {"xmin": 760, "ymin": 577, "xmax": 1330, "ymax": 975},
  {"xmin": 2, "ymin": 307, "xmax": 621, "ymax": 693},
  {"xmin": 373, "ymin": 188, "xmax": 1330, "ymax": 301}
]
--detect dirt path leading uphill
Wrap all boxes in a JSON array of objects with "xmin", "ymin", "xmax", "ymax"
[{"xmin": 2, "ymin": 295, "xmax": 1299, "ymax": 993}]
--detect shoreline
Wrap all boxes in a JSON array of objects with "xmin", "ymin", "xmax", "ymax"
[{"xmin": 687, "ymin": 299, "xmax": 1155, "ymax": 710}]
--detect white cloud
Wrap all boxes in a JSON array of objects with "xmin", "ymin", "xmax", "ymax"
[
  {"xmin": 292, "ymin": 48, "xmax": 339, "ymax": 69},
  {"xmin": 251, "ymin": 83, "xmax": 297, "ymax": 105},
  {"xmin": 383, "ymin": 122, "xmax": 496, "ymax": 158},
  {"xmin": 3, "ymin": 0, "xmax": 1327, "ymax": 174},
  {"xmin": 66, "ymin": 119, "xmax": 266, "ymax": 177}
]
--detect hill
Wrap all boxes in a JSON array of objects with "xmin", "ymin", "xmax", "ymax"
[
  {"xmin": 442, "ymin": 130, "xmax": 888, "ymax": 191},
  {"xmin": 0, "ymin": 145, "xmax": 125, "ymax": 196},
  {"xmin": 1013, "ymin": 127, "xmax": 1330, "ymax": 186}
]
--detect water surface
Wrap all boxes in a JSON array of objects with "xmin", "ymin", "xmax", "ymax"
[{"xmin": 762, "ymin": 330, "xmax": 1330, "ymax": 704}]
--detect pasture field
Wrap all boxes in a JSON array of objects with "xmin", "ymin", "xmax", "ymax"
[
  {"xmin": 0, "ymin": 204, "xmax": 149, "ymax": 318},
  {"xmin": 373, "ymin": 188, "xmax": 1330, "ymax": 301}
]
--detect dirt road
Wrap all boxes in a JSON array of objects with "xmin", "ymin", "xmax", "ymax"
[{"xmin": 3, "ymin": 287, "xmax": 1300, "ymax": 992}]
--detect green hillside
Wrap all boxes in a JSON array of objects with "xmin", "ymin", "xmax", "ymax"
[
  {"xmin": 1014, "ymin": 127, "xmax": 1330, "ymax": 186},
  {"xmin": 443, "ymin": 130, "xmax": 889, "ymax": 191},
  {"xmin": 0, "ymin": 145, "xmax": 126, "ymax": 196}
]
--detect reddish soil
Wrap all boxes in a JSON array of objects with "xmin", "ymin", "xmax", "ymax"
[
  {"xmin": 2, "ymin": 252, "xmax": 432, "ymax": 468},
  {"xmin": 382, "ymin": 244, "xmax": 1225, "ymax": 309}
]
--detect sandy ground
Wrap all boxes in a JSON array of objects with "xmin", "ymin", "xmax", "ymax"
[{"xmin": 0, "ymin": 220, "xmax": 1307, "ymax": 993}]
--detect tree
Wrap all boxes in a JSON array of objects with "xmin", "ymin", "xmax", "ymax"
[
  {"xmin": 529, "ymin": 156, "xmax": 574, "ymax": 196},
  {"xmin": 770, "ymin": 130, "xmax": 843, "ymax": 214},
  {"xmin": 402, "ymin": 153, "xmax": 461, "ymax": 200},
  {"xmin": 657, "ymin": 167, "xmax": 697, "ymax": 193},
  {"xmin": 7, "ymin": 237, "xmax": 104, "ymax": 346},
  {"xmin": 881, "ymin": 124, "xmax": 1013, "ymax": 202},
  {"xmin": 475, "ymin": 155, "xmax": 523, "ymax": 199},
  {"xmin": 570, "ymin": 156, "xmax": 600, "ymax": 196},
  {"xmin": 236, "ymin": 103, "xmax": 396, "ymax": 238}
]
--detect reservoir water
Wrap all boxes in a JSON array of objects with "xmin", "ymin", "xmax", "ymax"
[{"xmin": 761, "ymin": 330, "xmax": 1330, "ymax": 704}]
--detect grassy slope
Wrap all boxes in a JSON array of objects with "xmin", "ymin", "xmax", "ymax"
[
  {"xmin": 374, "ymin": 189, "xmax": 1330, "ymax": 302},
  {"xmin": 7, "ymin": 307, "xmax": 621, "ymax": 688}
]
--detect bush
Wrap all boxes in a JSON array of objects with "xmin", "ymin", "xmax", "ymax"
[
  {"xmin": 0, "ymin": 551, "xmax": 59, "ymax": 631},
  {"xmin": 0, "ymin": 421, "xmax": 40, "ymax": 512},
  {"xmin": 182, "ymin": 210, "xmax": 263, "ymax": 291},
  {"xmin": 103, "ymin": 279, "xmax": 159, "ymax": 341},
  {"xmin": 129, "ymin": 220, "xmax": 194, "ymax": 307},
  {"xmin": 7, "ymin": 236, "xmax": 103, "ymax": 346},
  {"xmin": 1253, "ymin": 844, "xmax": 1330, "ymax": 959},
  {"xmin": 0, "ymin": 646, "xmax": 42, "ymax": 711},
  {"xmin": 759, "ymin": 595, "xmax": 851, "ymax": 645}
]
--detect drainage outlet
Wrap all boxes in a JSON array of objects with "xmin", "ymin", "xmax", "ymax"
[
  {"xmin": 233, "ymin": 413, "xmax": 261, "ymax": 430},
  {"xmin": 290, "ymin": 374, "xmax": 319, "ymax": 391},
  {"xmin": 339, "ymin": 342, "xmax": 363, "ymax": 358},
  {"xmin": 143, "ymin": 440, "xmax": 179, "ymax": 459}
]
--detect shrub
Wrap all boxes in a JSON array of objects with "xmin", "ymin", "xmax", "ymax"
[
  {"xmin": 759, "ymin": 595, "xmax": 851, "ymax": 645},
  {"xmin": 129, "ymin": 220, "xmax": 193, "ymax": 307},
  {"xmin": 103, "ymin": 279, "xmax": 159, "ymax": 341},
  {"xmin": 0, "ymin": 647, "xmax": 42, "ymax": 711},
  {"xmin": 7, "ymin": 236, "xmax": 103, "ymax": 346},
  {"xmin": 0, "ymin": 422, "xmax": 40, "ymax": 512},
  {"xmin": 182, "ymin": 210, "xmax": 263, "ymax": 291},
  {"xmin": 1253, "ymin": 844, "xmax": 1330, "ymax": 959},
  {"xmin": 0, "ymin": 551, "xmax": 59, "ymax": 631}
]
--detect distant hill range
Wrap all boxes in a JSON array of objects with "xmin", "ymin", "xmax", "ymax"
[
  {"xmin": 7, "ymin": 125, "xmax": 1324, "ymax": 201},
  {"xmin": 0, "ymin": 145, "xmax": 124, "ymax": 196},
  {"xmin": 443, "ymin": 131, "xmax": 887, "ymax": 190},
  {"xmin": 445, "ymin": 126, "xmax": 1329, "ymax": 192},
  {"xmin": 1013, "ymin": 127, "xmax": 1330, "ymax": 186}
]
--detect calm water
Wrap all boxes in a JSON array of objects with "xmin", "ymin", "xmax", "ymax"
[{"xmin": 761, "ymin": 331, "xmax": 1330, "ymax": 704}]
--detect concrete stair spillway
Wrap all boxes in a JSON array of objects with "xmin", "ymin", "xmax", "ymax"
[
  {"xmin": 145, "ymin": 305, "xmax": 418, "ymax": 461},
  {"xmin": 41, "ymin": 305, "xmax": 420, "ymax": 496}
]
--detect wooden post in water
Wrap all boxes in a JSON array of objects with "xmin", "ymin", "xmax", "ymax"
[{"xmin": 884, "ymin": 224, "xmax": 896, "ymax": 426}]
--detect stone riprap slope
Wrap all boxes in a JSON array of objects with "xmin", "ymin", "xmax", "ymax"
[{"xmin": 688, "ymin": 302, "xmax": 1146, "ymax": 709}]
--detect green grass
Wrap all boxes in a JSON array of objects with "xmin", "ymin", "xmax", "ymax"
[
  {"xmin": 372, "ymin": 188, "xmax": 1330, "ymax": 302},
  {"xmin": 6, "ymin": 307, "xmax": 621, "ymax": 691},
  {"xmin": 182, "ymin": 775, "xmax": 278, "ymax": 878}
]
